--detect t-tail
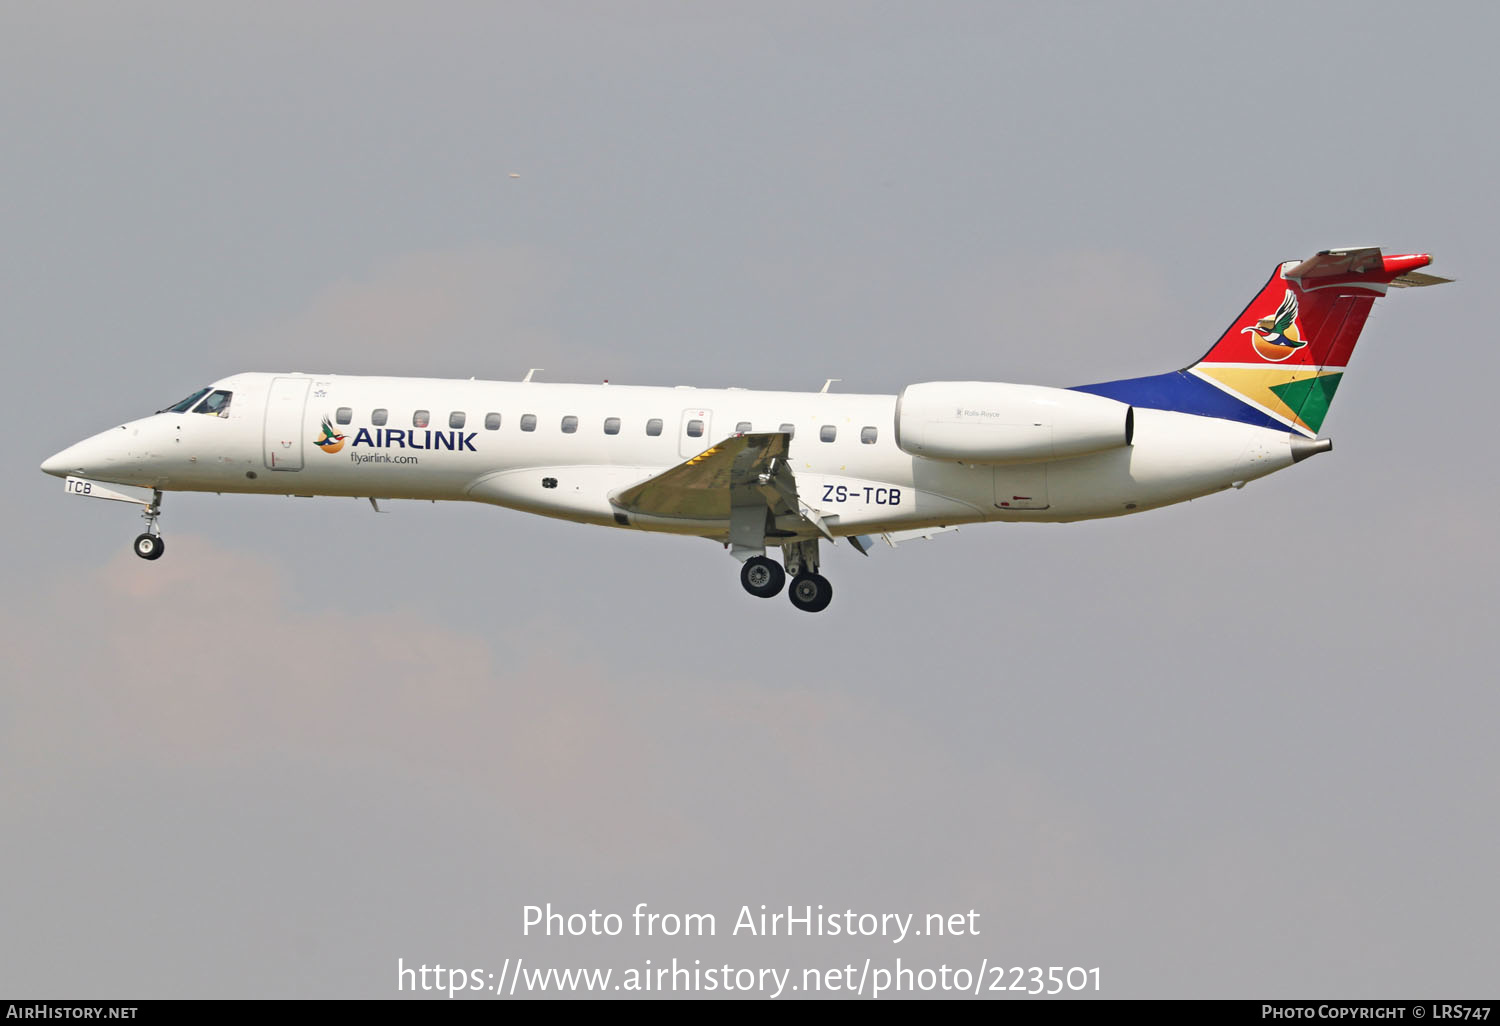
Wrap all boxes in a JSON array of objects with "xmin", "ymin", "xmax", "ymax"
[{"xmin": 1075, "ymin": 247, "xmax": 1450, "ymax": 438}]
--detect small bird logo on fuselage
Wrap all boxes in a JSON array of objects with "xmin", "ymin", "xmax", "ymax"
[
  {"xmin": 315, "ymin": 416, "xmax": 346, "ymax": 454},
  {"xmin": 1242, "ymin": 289, "xmax": 1309, "ymax": 362}
]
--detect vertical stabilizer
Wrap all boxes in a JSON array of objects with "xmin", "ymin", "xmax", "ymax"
[
  {"xmin": 1075, "ymin": 248, "xmax": 1448, "ymax": 436},
  {"xmin": 1189, "ymin": 249, "xmax": 1439, "ymax": 435}
]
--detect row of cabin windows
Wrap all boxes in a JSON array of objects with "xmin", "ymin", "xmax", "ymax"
[{"xmin": 332, "ymin": 407, "xmax": 878, "ymax": 443}]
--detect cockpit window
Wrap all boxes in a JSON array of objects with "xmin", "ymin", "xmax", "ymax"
[
  {"xmin": 162, "ymin": 387, "xmax": 211, "ymax": 414},
  {"xmin": 193, "ymin": 390, "xmax": 232, "ymax": 417}
]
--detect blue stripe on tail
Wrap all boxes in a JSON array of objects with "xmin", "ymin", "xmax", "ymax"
[{"xmin": 1071, "ymin": 372, "xmax": 1288, "ymax": 433}]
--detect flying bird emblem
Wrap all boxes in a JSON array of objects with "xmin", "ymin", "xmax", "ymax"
[
  {"xmin": 1242, "ymin": 289, "xmax": 1309, "ymax": 361},
  {"xmin": 314, "ymin": 416, "xmax": 347, "ymax": 454}
]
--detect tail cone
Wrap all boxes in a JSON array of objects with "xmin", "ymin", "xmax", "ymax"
[{"xmin": 1290, "ymin": 436, "xmax": 1333, "ymax": 463}]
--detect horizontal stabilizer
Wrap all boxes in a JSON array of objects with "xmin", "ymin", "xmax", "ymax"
[
  {"xmin": 1284, "ymin": 248, "xmax": 1433, "ymax": 285},
  {"xmin": 1388, "ymin": 270, "xmax": 1453, "ymax": 288},
  {"xmin": 1284, "ymin": 247, "xmax": 1384, "ymax": 279}
]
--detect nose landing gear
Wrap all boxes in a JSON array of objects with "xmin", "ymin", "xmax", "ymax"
[{"xmin": 132, "ymin": 489, "xmax": 165, "ymax": 561}]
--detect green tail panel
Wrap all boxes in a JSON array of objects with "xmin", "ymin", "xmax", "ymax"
[{"xmin": 1269, "ymin": 372, "xmax": 1342, "ymax": 434}]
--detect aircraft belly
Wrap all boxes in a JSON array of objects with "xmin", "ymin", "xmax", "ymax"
[
  {"xmin": 467, "ymin": 466, "xmax": 656, "ymax": 525},
  {"xmin": 1034, "ymin": 411, "xmax": 1295, "ymax": 520}
]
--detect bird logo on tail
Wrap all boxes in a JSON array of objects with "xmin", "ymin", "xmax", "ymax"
[
  {"xmin": 314, "ymin": 416, "xmax": 346, "ymax": 454},
  {"xmin": 1242, "ymin": 289, "xmax": 1308, "ymax": 362}
]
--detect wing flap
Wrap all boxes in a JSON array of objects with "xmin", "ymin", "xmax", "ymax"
[{"xmin": 610, "ymin": 432, "xmax": 797, "ymax": 520}]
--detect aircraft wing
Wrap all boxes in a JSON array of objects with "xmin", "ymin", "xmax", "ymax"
[
  {"xmin": 610, "ymin": 432, "xmax": 832, "ymax": 548},
  {"xmin": 612, "ymin": 432, "xmax": 797, "ymax": 519}
]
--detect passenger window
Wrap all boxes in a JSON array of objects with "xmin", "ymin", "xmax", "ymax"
[
  {"xmin": 820, "ymin": 425, "xmax": 837, "ymax": 442},
  {"xmin": 449, "ymin": 411, "xmax": 466, "ymax": 429},
  {"xmin": 861, "ymin": 426, "xmax": 878, "ymax": 444},
  {"xmin": 484, "ymin": 413, "xmax": 501, "ymax": 430},
  {"xmin": 779, "ymin": 423, "xmax": 796, "ymax": 438},
  {"xmin": 194, "ymin": 390, "xmax": 233, "ymax": 417},
  {"xmin": 686, "ymin": 419, "xmax": 704, "ymax": 438},
  {"xmin": 646, "ymin": 418, "xmax": 664, "ymax": 436},
  {"xmin": 336, "ymin": 407, "xmax": 353, "ymax": 425},
  {"xmin": 735, "ymin": 421, "xmax": 752, "ymax": 434},
  {"xmin": 604, "ymin": 417, "xmax": 621, "ymax": 435},
  {"xmin": 520, "ymin": 414, "xmax": 537, "ymax": 432},
  {"xmin": 561, "ymin": 415, "xmax": 578, "ymax": 433},
  {"xmin": 413, "ymin": 410, "xmax": 430, "ymax": 428},
  {"xmin": 372, "ymin": 408, "xmax": 388, "ymax": 426}
]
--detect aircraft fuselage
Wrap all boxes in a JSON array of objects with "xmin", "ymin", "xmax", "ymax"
[{"xmin": 42, "ymin": 371, "xmax": 1301, "ymax": 542}]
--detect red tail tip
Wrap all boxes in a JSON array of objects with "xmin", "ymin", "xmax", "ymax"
[
  {"xmin": 1285, "ymin": 248, "xmax": 1433, "ymax": 286},
  {"xmin": 1381, "ymin": 253, "xmax": 1432, "ymax": 276}
]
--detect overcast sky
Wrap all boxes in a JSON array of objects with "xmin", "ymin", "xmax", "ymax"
[{"xmin": 3, "ymin": 1, "xmax": 1497, "ymax": 999}]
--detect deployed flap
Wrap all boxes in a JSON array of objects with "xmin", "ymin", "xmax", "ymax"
[{"xmin": 611, "ymin": 432, "xmax": 799, "ymax": 521}]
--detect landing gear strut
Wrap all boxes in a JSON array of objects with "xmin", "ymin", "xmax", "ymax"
[
  {"xmin": 739, "ymin": 555, "xmax": 786, "ymax": 598},
  {"xmin": 782, "ymin": 538, "xmax": 833, "ymax": 613},
  {"xmin": 133, "ymin": 489, "xmax": 165, "ymax": 561}
]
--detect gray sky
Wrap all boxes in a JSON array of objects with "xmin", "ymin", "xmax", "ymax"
[{"xmin": 3, "ymin": 1, "xmax": 1497, "ymax": 999}]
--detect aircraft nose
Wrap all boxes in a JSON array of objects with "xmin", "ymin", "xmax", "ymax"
[
  {"xmin": 40, "ymin": 427, "xmax": 137, "ymax": 479},
  {"xmin": 41, "ymin": 443, "xmax": 83, "ymax": 478}
]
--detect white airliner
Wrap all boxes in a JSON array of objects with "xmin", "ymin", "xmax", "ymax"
[{"xmin": 41, "ymin": 247, "xmax": 1447, "ymax": 612}]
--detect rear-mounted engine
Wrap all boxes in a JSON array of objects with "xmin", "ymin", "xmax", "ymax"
[{"xmin": 894, "ymin": 381, "xmax": 1133, "ymax": 465}]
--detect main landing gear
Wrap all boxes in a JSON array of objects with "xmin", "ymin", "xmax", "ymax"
[
  {"xmin": 739, "ymin": 556, "xmax": 786, "ymax": 598},
  {"xmin": 787, "ymin": 572, "xmax": 833, "ymax": 613},
  {"xmin": 133, "ymin": 489, "xmax": 165, "ymax": 561},
  {"xmin": 736, "ymin": 539, "xmax": 833, "ymax": 613}
]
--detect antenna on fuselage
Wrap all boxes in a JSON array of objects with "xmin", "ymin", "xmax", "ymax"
[
  {"xmin": 820, "ymin": 378, "xmax": 841, "ymax": 393},
  {"xmin": 522, "ymin": 368, "xmax": 543, "ymax": 382}
]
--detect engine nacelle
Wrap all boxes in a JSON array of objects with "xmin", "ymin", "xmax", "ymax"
[{"xmin": 894, "ymin": 381, "xmax": 1133, "ymax": 465}]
